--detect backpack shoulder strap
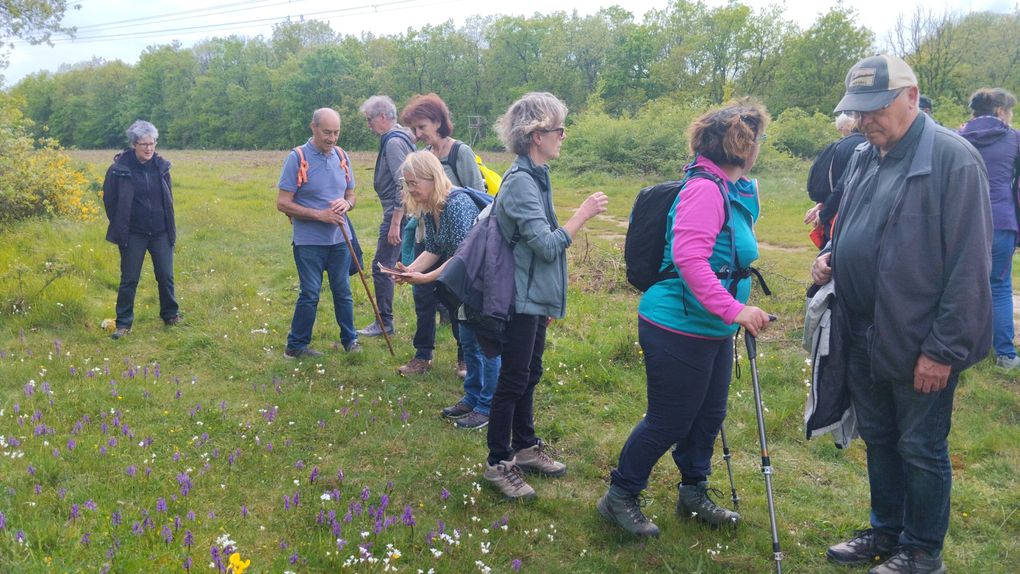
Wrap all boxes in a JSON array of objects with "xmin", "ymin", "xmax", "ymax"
[
  {"xmin": 293, "ymin": 146, "xmax": 308, "ymax": 188},
  {"xmin": 333, "ymin": 146, "xmax": 352, "ymax": 186},
  {"xmin": 446, "ymin": 140, "xmax": 462, "ymax": 185}
]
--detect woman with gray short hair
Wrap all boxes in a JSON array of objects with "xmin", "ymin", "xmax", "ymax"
[{"xmin": 102, "ymin": 120, "xmax": 181, "ymax": 339}]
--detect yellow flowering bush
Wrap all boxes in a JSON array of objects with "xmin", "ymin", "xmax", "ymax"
[{"xmin": 0, "ymin": 94, "xmax": 98, "ymax": 226}]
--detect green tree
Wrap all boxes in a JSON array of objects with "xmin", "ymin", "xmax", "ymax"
[
  {"xmin": 130, "ymin": 43, "xmax": 199, "ymax": 147},
  {"xmin": 1, "ymin": 0, "xmax": 77, "ymax": 70},
  {"xmin": 769, "ymin": 8, "xmax": 873, "ymax": 114}
]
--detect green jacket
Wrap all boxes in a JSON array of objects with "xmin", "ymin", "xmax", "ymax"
[{"xmin": 494, "ymin": 155, "xmax": 573, "ymax": 318}]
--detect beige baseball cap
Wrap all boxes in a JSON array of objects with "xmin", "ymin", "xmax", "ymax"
[{"xmin": 834, "ymin": 54, "xmax": 918, "ymax": 114}]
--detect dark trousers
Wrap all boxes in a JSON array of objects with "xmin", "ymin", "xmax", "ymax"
[
  {"xmin": 410, "ymin": 242, "xmax": 461, "ymax": 361},
  {"xmin": 846, "ymin": 317, "xmax": 958, "ymax": 556},
  {"xmin": 116, "ymin": 232, "xmax": 178, "ymax": 328},
  {"xmin": 486, "ymin": 313, "xmax": 546, "ymax": 465},
  {"xmin": 610, "ymin": 319, "xmax": 732, "ymax": 494},
  {"xmin": 370, "ymin": 213, "xmax": 403, "ymax": 329}
]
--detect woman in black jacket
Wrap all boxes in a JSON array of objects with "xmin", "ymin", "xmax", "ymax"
[{"xmin": 102, "ymin": 120, "xmax": 181, "ymax": 339}]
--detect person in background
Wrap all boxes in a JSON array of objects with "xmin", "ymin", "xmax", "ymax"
[
  {"xmin": 919, "ymin": 95, "xmax": 934, "ymax": 116},
  {"xmin": 357, "ymin": 95, "xmax": 415, "ymax": 339},
  {"xmin": 275, "ymin": 108, "xmax": 360, "ymax": 359},
  {"xmin": 597, "ymin": 101, "xmax": 772, "ymax": 537},
  {"xmin": 804, "ymin": 113, "xmax": 867, "ymax": 247},
  {"xmin": 815, "ymin": 54, "xmax": 990, "ymax": 574},
  {"xmin": 481, "ymin": 92, "xmax": 608, "ymax": 501},
  {"xmin": 387, "ymin": 151, "xmax": 499, "ymax": 430},
  {"xmin": 102, "ymin": 119, "xmax": 182, "ymax": 340},
  {"xmin": 959, "ymin": 87, "xmax": 1020, "ymax": 369},
  {"xmin": 396, "ymin": 93, "xmax": 483, "ymax": 377}
]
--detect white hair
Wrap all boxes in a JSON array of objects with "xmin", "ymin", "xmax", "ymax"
[
  {"xmin": 360, "ymin": 96, "xmax": 397, "ymax": 120},
  {"xmin": 835, "ymin": 113, "xmax": 856, "ymax": 134},
  {"xmin": 126, "ymin": 120, "xmax": 158, "ymax": 145}
]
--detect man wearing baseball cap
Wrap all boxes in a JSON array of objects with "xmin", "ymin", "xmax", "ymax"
[{"xmin": 810, "ymin": 54, "xmax": 991, "ymax": 573}]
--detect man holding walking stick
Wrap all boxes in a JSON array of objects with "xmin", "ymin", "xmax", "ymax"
[
  {"xmin": 276, "ymin": 107, "xmax": 360, "ymax": 359},
  {"xmin": 813, "ymin": 55, "xmax": 991, "ymax": 574}
]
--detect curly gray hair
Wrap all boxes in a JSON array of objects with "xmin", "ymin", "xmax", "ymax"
[
  {"xmin": 126, "ymin": 120, "xmax": 158, "ymax": 145},
  {"xmin": 359, "ymin": 95, "xmax": 397, "ymax": 120},
  {"xmin": 494, "ymin": 92, "xmax": 568, "ymax": 156}
]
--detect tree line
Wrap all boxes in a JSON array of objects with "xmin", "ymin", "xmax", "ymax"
[{"xmin": 7, "ymin": 2, "xmax": 1020, "ymax": 152}]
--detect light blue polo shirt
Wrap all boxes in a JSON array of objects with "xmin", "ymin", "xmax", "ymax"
[{"xmin": 277, "ymin": 139, "xmax": 356, "ymax": 246}]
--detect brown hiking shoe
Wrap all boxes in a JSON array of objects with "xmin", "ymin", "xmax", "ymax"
[
  {"xmin": 483, "ymin": 458, "xmax": 536, "ymax": 501},
  {"xmin": 826, "ymin": 528, "xmax": 898, "ymax": 566},
  {"xmin": 397, "ymin": 358, "xmax": 432, "ymax": 376},
  {"xmin": 597, "ymin": 485, "xmax": 660, "ymax": 538},
  {"xmin": 111, "ymin": 327, "xmax": 130, "ymax": 340},
  {"xmin": 514, "ymin": 440, "xmax": 566, "ymax": 477}
]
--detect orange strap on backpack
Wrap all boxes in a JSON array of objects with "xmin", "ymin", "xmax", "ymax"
[{"xmin": 293, "ymin": 145, "xmax": 351, "ymax": 188}]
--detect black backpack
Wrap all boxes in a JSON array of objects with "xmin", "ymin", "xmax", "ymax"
[
  {"xmin": 806, "ymin": 140, "xmax": 840, "ymax": 203},
  {"xmin": 624, "ymin": 169, "xmax": 727, "ymax": 292}
]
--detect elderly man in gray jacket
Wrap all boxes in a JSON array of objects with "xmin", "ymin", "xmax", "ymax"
[
  {"xmin": 811, "ymin": 54, "xmax": 991, "ymax": 574},
  {"xmin": 358, "ymin": 96, "xmax": 415, "ymax": 337}
]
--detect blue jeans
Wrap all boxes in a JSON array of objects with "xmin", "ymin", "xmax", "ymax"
[
  {"xmin": 610, "ymin": 319, "xmax": 732, "ymax": 494},
  {"xmin": 371, "ymin": 211, "xmax": 403, "ymax": 329},
  {"xmin": 459, "ymin": 323, "xmax": 500, "ymax": 415},
  {"xmin": 991, "ymin": 229, "xmax": 1016, "ymax": 358},
  {"xmin": 287, "ymin": 243, "xmax": 357, "ymax": 351},
  {"xmin": 846, "ymin": 317, "xmax": 957, "ymax": 556},
  {"xmin": 116, "ymin": 232, "xmax": 178, "ymax": 328}
]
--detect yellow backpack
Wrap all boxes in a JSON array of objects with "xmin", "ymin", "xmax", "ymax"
[{"xmin": 448, "ymin": 140, "xmax": 502, "ymax": 195}]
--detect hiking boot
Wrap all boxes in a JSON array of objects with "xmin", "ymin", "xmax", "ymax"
[
  {"xmin": 397, "ymin": 358, "xmax": 432, "ymax": 376},
  {"xmin": 597, "ymin": 485, "xmax": 660, "ymax": 538},
  {"xmin": 357, "ymin": 322, "xmax": 394, "ymax": 337},
  {"xmin": 163, "ymin": 315, "xmax": 183, "ymax": 326},
  {"xmin": 455, "ymin": 411, "xmax": 489, "ymax": 429},
  {"xmin": 456, "ymin": 359, "xmax": 467, "ymax": 379},
  {"xmin": 826, "ymin": 528, "xmax": 898, "ymax": 566},
  {"xmin": 868, "ymin": 546, "xmax": 946, "ymax": 574},
  {"xmin": 284, "ymin": 347, "xmax": 323, "ymax": 360},
  {"xmin": 111, "ymin": 327, "xmax": 130, "ymax": 340},
  {"xmin": 677, "ymin": 481, "xmax": 740, "ymax": 527},
  {"xmin": 344, "ymin": 341, "xmax": 362, "ymax": 353},
  {"xmin": 514, "ymin": 440, "xmax": 567, "ymax": 477},
  {"xmin": 996, "ymin": 355, "xmax": 1020, "ymax": 369},
  {"xmin": 483, "ymin": 458, "xmax": 535, "ymax": 501},
  {"xmin": 441, "ymin": 400, "xmax": 473, "ymax": 419}
]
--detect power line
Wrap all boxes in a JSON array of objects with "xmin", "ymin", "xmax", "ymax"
[
  {"xmin": 14, "ymin": 0, "xmax": 456, "ymax": 45},
  {"xmin": 72, "ymin": 0, "xmax": 301, "ymax": 32}
]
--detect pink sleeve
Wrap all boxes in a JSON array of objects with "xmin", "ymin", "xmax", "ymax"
[{"xmin": 672, "ymin": 180, "xmax": 744, "ymax": 324}]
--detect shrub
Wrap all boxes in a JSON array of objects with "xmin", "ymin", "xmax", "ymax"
[
  {"xmin": 768, "ymin": 107, "xmax": 838, "ymax": 159},
  {"xmin": 0, "ymin": 94, "xmax": 98, "ymax": 227},
  {"xmin": 559, "ymin": 97, "xmax": 706, "ymax": 177}
]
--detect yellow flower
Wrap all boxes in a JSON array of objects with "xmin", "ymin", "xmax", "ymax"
[{"xmin": 228, "ymin": 552, "xmax": 251, "ymax": 574}]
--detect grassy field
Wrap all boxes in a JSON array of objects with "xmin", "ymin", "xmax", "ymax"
[{"xmin": 0, "ymin": 148, "xmax": 1017, "ymax": 573}]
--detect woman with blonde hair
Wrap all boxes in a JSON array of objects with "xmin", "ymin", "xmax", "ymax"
[
  {"xmin": 480, "ymin": 92, "xmax": 608, "ymax": 501},
  {"xmin": 598, "ymin": 101, "xmax": 773, "ymax": 537},
  {"xmin": 388, "ymin": 151, "xmax": 500, "ymax": 430}
]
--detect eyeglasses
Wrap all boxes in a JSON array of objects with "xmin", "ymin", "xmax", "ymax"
[
  {"xmin": 536, "ymin": 127, "xmax": 565, "ymax": 137},
  {"xmin": 134, "ymin": 141, "xmax": 156, "ymax": 148},
  {"xmin": 847, "ymin": 88, "xmax": 906, "ymax": 120}
]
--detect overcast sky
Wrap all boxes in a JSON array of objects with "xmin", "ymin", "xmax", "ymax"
[{"xmin": 3, "ymin": 0, "xmax": 1012, "ymax": 87}]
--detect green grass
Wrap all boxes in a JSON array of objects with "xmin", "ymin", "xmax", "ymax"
[{"xmin": 0, "ymin": 149, "xmax": 1017, "ymax": 572}]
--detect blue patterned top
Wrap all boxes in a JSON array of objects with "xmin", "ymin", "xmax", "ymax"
[{"xmin": 422, "ymin": 189, "xmax": 481, "ymax": 260}]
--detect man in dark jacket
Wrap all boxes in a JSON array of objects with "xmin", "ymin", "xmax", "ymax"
[
  {"xmin": 102, "ymin": 120, "xmax": 181, "ymax": 340},
  {"xmin": 805, "ymin": 113, "xmax": 867, "ymax": 246},
  {"xmin": 811, "ymin": 55, "xmax": 991, "ymax": 574}
]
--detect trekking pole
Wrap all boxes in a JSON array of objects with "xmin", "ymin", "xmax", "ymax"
[
  {"xmin": 718, "ymin": 423, "xmax": 739, "ymax": 509},
  {"xmin": 338, "ymin": 221, "xmax": 395, "ymax": 357},
  {"xmin": 744, "ymin": 323, "xmax": 783, "ymax": 573}
]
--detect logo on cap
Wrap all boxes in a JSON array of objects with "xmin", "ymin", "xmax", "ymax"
[{"xmin": 849, "ymin": 68, "xmax": 877, "ymax": 89}]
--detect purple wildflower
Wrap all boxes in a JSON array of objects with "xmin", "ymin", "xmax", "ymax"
[
  {"xmin": 131, "ymin": 522, "xmax": 143, "ymax": 536},
  {"xmin": 0, "ymin": 510, "xmax": 5, "ymax": 530},
  {"xmin": 441, "ymin": 487, "xmax": 450, "ymax": 501},
  {"xmin": 360, "ymin": 487, "xmax": 370, "ymax": 501},
  {"xmin": 294, "ymin": 460, "xmax": 305, "ymax": 469},
  {"xmin": 70, "ymin": 503, "xmax": 80, "ymax": 520},
  {"xmin": 27, "ymin": 464, "xmax": 35, "ymax": 476},
  {"xmin": 402, "ymin": 505, "xmax": 416, "ymax": 526},
  {"xmin": 309, "ymin": 467, "xmax": 319, "ymax": 484},
  {"xmin": 187, "ymin": 510, "xmax": 196, "ymax": 521},
  {"xmin": 58, "ymin": 488, "xmax": 67, "ymax": 500},
  {"xmin": 184, "ymin": 530, "xmax": 194, "ymax": 547},
  {"xmin": 512, "ymin": 558, "xmax": 523, "ymax": 571},
  {"xmin": 183, "ymin": 556, "xmax": 192, "ymax": 571},
  {"xmin": 241, "ymin": 505, "xmax": 248, "ymax": 518},
  {"xmin": 52, "ymin": 448, "xmax": 60, "ymax": 458},
  {"xmin": 156, "ymin": 497, "xmax": 167, "ymax": 513},
  {"xmin": 174, "ymin": 515, "xmax": 182, "ymax": 530},
  {"xmin": 111, "ymin": 510, "xmax": 122, "ymax": 527},
  {"xmin": 34, "ymin": 484, "xmax": 41, "ymax": 495},
  {"xmin": 66, "ymin": 439, "xmax": 76, "ymax": 451},
  {"xmin": 161, "ymin": 525, "xmax": 173, "ymax": 544},
  {"xmin": 80, "ymin": 532, "xmax": 90, "ymax": 546},
  {"xmin": 16, "ymin": 529, "xmax": 26, "ymax": 544},
  {"xmin": 289, "ymin": 552, "xmax": 299, "ymax": 565}
]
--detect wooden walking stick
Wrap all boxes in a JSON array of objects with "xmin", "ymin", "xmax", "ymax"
[{"xmin": 338, "ymin": 218, "xmax": 395, "ymax": 356}]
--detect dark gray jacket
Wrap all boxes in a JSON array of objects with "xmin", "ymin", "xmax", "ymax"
[
  {"xmin": 102, "ymin": 151, "xmax": 175, "ymax": 246},
  {"xmin": 829, "ymin": 115, "xmax": 992, "ymax": 383}
]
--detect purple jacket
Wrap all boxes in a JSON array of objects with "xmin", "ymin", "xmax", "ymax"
[{"xmin": 959, "ymin": 116, "xmax": 1020, "ymax": 231}]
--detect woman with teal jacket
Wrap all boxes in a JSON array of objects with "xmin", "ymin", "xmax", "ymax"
[{"xmin": 598, "ymin": 101, "xmax": 774, "ymax": 537}]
